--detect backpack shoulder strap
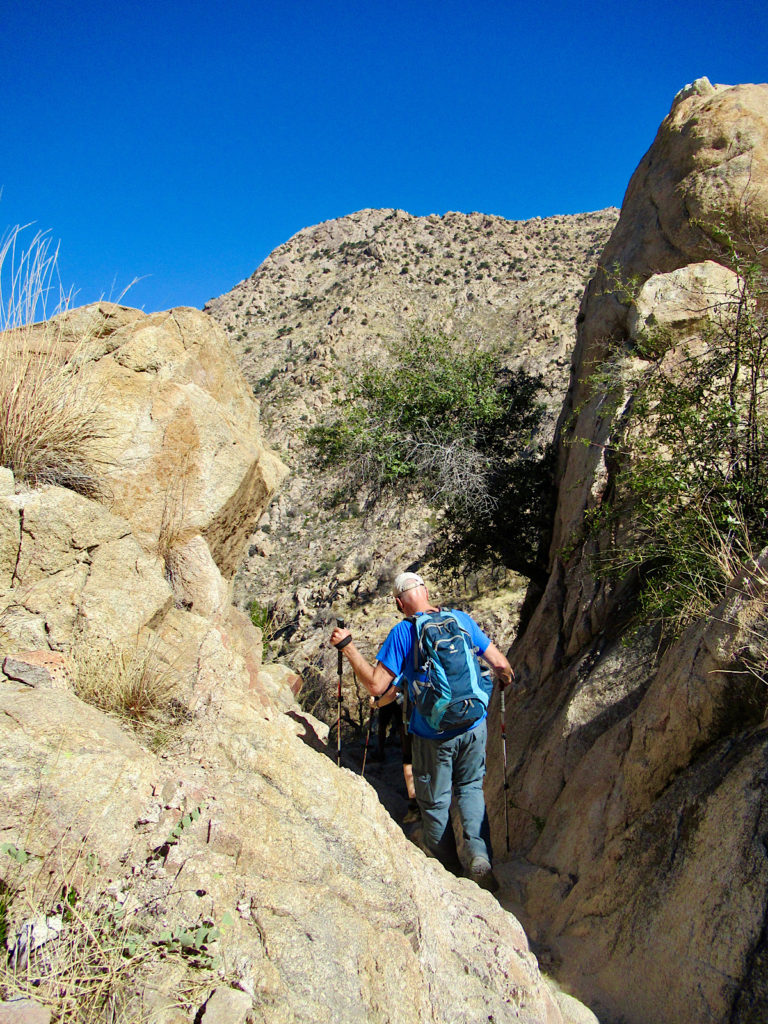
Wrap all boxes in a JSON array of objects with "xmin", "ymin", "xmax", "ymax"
[{"xmin": 409, "ymin": 616, "xmax": 419, "ymax": 673}]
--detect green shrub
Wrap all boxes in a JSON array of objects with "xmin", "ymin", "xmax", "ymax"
[
  {"xmin": 586, "ymin": 236, "xmax": 768, "ymax": 638},
  {"xmin": 308, "ymin": 327, "xmax": 552, "ymax": 580}
]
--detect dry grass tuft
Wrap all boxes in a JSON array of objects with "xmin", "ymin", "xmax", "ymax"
[
  {"xmin": 0, "ymin": 851, "xmax": 217, "ymax": 1023},
  {"xmin": 69, "ymin": 634, "xmax": 179, "ymax": 726},
  {"xmin": 0, "ymin": 225, "xmax": 108, "ymax": 496}
]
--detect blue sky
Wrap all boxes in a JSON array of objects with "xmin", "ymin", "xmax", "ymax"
[{"xmin": 2, "ymin": 0, "xmax": 766, "ymax": 314}]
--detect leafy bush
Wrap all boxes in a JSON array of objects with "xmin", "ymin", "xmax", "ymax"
[
  {"xmin": 308, "ymin": 328, "xmax": 552, "ymax": 580},
  {"xmin": 586, "ymin": 237, "xmax": 768, "ymax": 637},
  {"xmin": 249, "ymin": 600, "xmax": 283, "ymax": 659}
]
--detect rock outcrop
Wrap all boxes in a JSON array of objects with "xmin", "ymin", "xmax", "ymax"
[
  {"xmin": 488, "ymin": 80, "xmax": 768, "ymax": 1024},
  {"xmin": 0, "ymin": 484, "xmax": 172, "ymax": 650}
]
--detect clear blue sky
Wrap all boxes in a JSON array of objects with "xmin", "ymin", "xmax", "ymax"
[{"xmin": 2, "ymin": 0, "xmax": 766, "ymax": 314}]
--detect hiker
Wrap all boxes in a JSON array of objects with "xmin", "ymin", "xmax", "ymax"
[{"xmin": 330, "ymin": 571, "xmax": 512, "ymax": 891}]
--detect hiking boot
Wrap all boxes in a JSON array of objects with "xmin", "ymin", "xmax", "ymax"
[{"xmin": 468, "ymin": 856, "xmax": 499, "ymax": 893}]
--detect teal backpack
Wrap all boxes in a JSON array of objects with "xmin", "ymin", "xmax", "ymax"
[{"xmin": 409, "ymin": 609, "xmax": 493, "ymax": 732}]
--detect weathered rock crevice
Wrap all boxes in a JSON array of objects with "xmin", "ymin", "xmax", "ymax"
[{"xmin": 9, "ymin": 507, "xmax": 24, "ymax": 589}]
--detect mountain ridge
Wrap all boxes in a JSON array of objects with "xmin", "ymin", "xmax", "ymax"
[{"xmin": 204, "ymin": 204, "xmax": 618, "ymax": 722}]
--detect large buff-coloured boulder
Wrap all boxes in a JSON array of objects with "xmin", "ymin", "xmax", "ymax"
[
  {"xmin": 487, "ymin": 81, "xmax": 768, "ymax": 1024},
  {"xmin": 163, "ymin": 533, "xmax": 231, "ymax": 617},
  {"xmin": 627, "ymin": 260, "xmax": 741, "ymax": 343},
  {"xmin": 47, "ymin": 303, "xmax": 287, "ymax": 578},
  {"xmin": 556, "ymin": 80, "xmax": 768, "ymax": 558},
  {"xmin": 0, "ymin": 683, "xmax": 156, "ymax": 870},
  {"xmin": 0, "ymin": 484, "xmax": 172, "ymax": 653},
  {"xmin": 150, "ymin": 603, "xmax": 326, "ymax": 750}
]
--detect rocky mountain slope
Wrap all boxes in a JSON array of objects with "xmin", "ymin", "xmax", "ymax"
[
  {"xmin": 204, "ymin": 206, "xmax": 617, "ymax": 721},
  {"xmin": 484, "ymin": 79, "xmax": 768, "ymax": 1024}
]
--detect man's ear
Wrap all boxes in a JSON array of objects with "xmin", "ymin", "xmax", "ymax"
[{"xmin": 395, "ymin": 596, "xmax": 403, "ymax": 612}]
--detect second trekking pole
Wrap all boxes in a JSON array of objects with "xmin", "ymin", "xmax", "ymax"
[
  {"xmin": 333, "ymin": 618, "xmax": 349, "ymax": 767},
  {"xmin": 361, "ymin": 700, "xmax": 374, "ymax": 777},
  {"xmin": 500, "ymin": 684, "xmax": 511, "ymax": 853}
]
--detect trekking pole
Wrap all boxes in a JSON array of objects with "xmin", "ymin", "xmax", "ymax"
[
  {"xmin": 500, "ymin": 683, "xmax": 510, "ymax": 853},
  {"xmin": 333, "ymin": 618, "xmax": 348, "ymax": 767},
  {"xmin": 361, "ymin": 700, "xmax": 374, "ymax": 777}
]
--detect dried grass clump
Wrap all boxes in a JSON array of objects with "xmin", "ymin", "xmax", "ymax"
[
  {"xmin": 70, "ymin": 634, "xmax": 178, "ymax": 725},
  {"xmin": 0, "ymin": 226, "xmax": 108, "ymax": 496}
]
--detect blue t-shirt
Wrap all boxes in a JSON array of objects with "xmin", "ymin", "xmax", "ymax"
[{"xmin": 376, "ymin": 609, "xmax": 492, "ymax": 739}]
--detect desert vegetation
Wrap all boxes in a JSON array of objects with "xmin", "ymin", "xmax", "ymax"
[
  {"xmin": 0, "ymin": 816, "xmax": 225, "ymax": 1023},
  {"xmin": 585, "ymin": 224, "xmax": 768, "ymax": 649},
  {"xmin": 0, "ymin": 226, "xmax": 107, "ymax": 496},
  {"xmin": 308, "ymin": 326, "xmax": 553, "ymax": 583},
  {"xmin": 69, "ymin": 633, "xmax": 183, "ymax": 748}
]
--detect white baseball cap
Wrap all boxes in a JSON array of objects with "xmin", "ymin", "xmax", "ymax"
[{"xmin": 392, "ymin": 571, "xmax": 425, "ymax": 597}]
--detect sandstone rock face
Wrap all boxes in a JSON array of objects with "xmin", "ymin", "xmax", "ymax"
[
  {"xmin": 2, "ymin": 651, "xmax": 72, "ymax": 690},
  {"xmin": 626, "ymin": 259, "xmax": 740, "ymax": 342},
  {"xmin": 199, "ymin": 988, "xmax": 252, "ymax": 1024},
  {"xmin": 0, "ymin": 1000, "xmax": 52, "ymax": 1024},
  {"xmin": 487, "ymin": 81, "xmax": 768, "ymax": 1024},
  {"xmin": 0, "ymin": 683, "xmax": 157, "ymax": 868},
  {"xmin": 47, "ymin": 303, "xmax": 287, "ymax": 579},
  {"xmin": 163, "ymin": 533, "xmax": 231, "ymax": 617},
  {"xmin": 0, "ymin": 484, "xmax": 172, "ymax": 652}
]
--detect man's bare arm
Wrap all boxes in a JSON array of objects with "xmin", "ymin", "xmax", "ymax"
[
  {"xmin": 330, "ymin": 627, "xmax": 396, "ymax": 696},
  {"xmin": 481, "ymin": 642, "xmax": 513, "ymax": 688}
]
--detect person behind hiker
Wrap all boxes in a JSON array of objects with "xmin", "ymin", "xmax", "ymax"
[
  {"xmin": 330, "ymin": 571, "xmax": 512, "ymax": 891},
  {"xmin": 368, "ymin": 684, "xmax": 420, "ymax": 823},
  {"xmin": 370, "ymin": 696, "xmax": 399, "ymax": 761}
]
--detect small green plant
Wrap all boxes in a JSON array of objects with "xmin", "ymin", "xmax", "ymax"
[
  {"xmin": 164, "ymin": 805, "xmax": 205, "ymax": 849},
  {"xmin": 584, "ymin": 225, "xmax": 768, "ymax": 642},
  {"xmin": 249, "ymin": 600, "xmax": 279, "ymax": 658},
  {"xmin": 156, "ymin": 921, "xmax": 221, "ymax": 968},
  {"xmin": 1, "ymin": 844, "xmax": 32, "ymax": 866}
]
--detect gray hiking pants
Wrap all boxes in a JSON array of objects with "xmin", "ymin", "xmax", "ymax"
[{"xmin": 412, "ymin": 719, "xmax": 492, "ymax": 872}]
